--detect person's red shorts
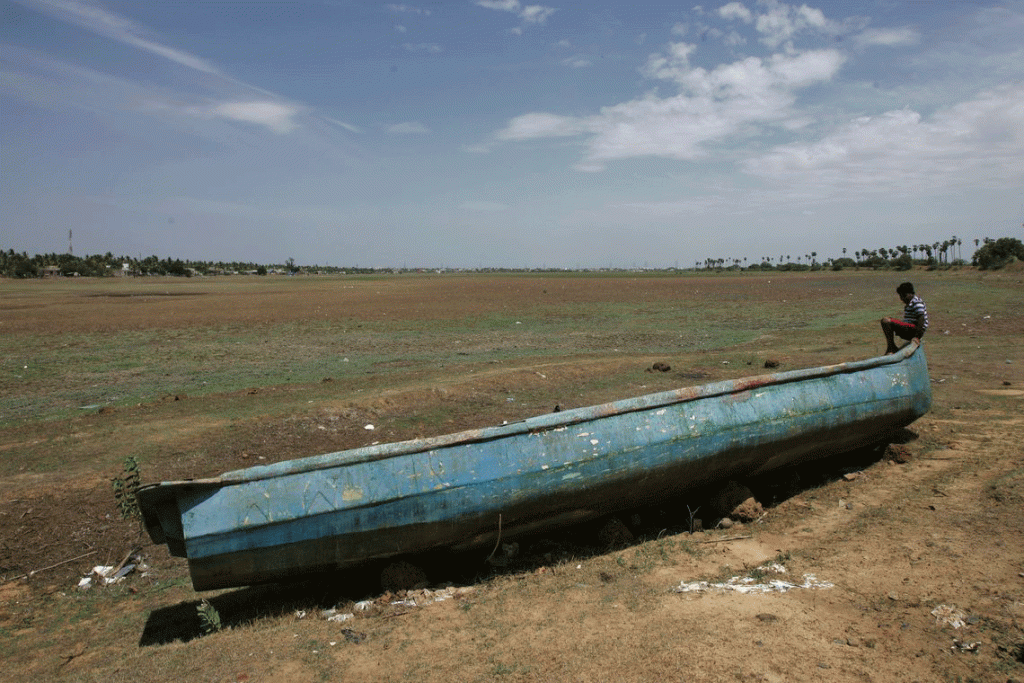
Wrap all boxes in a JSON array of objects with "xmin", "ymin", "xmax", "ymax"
[{"xmin": 891, "ymin": 320, "xmax": 920, "ymax": 341}]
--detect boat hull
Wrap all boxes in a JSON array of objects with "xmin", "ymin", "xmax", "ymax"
[{"xmin": 138, "ymin": 344, "xmax": 931, "ymax": 590}]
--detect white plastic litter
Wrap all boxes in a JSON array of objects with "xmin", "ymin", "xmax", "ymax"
[
  {"xmin": 323, "ymin": 609, "xmax": 355, "ymax": 622},
  {"xmin": 78, "ymin": 564, "xmax": 132, "ymax": 589},
  {"xmin": 932, "ymin": 604, "xmax": 967, "ymax": 629},
  {"xmin": 673, "ymin": 563, "xmax": 833, "ymax": 595}
]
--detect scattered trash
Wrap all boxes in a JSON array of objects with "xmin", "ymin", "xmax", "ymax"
[
  {"xmin": 76, "ymin": 551, "xmax": 147, "ymax": 590},
  {"xmin": 390, "ymin": 586, "xmax": 472, "ymax": 607},
  {"xmin": 952, "ymin": 639, "xmax": 980, "ymax": 653},
  {"xmin": 364, "ymin": 424, "xmax": 374, "ymax": 430},
  {"xmin": 932, "ymin": 604, "xmax": 967, "ymax": 629},
  {"xmin": 323, "ymin": 609, "xmax": 355, "ymax": 622},
  {"xmin": 674, "ymin": 563, "xmax": 833, "ymax": 595}
]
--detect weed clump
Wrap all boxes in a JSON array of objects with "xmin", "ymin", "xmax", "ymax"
[
  {"xmin": 112, "ymin": 456, "xmax": 142, "ymax": 520},
  {"xmin": 197, "ymin": 599, "xmax": 222, "ymax": 634}
]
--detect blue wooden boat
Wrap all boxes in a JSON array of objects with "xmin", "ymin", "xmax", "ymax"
[{"xmin": 138, "ymin": 343, "xmax": 931, "ymax": 590}]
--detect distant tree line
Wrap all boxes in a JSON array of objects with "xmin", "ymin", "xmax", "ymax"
[
  {"xmin": 2, "ymin": 234, "xmax": 1021, "ymax": 279},
  {"xmin": 697, "ymin": 235, "xmax": 1024, "ymax": 273},
  {"xmin": 0, "ymin": 250, "xmax": 348, "ymax": 279}
]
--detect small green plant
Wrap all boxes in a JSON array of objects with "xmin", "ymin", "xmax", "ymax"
[
  {"xmin": 197, "ymin": 599, "xmax": 222, "ymax": 634},
  {"xmin": 748, "ymin": 565, "xmax": 769, "ymax": 582},
  {"xmin": 112, "ymin": 455, "xmax": 141, "ymax": 520}
]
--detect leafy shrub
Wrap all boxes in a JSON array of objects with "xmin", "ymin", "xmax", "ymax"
[{"xmin": 197, "ymin": 600, "xmax": 222, "ymax": 634}]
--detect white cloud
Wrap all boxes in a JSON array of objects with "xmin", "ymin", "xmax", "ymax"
[
  {"xmin": 474, "ymin": 0, "xmax": 556, "ymax": 25},
  {"xmin": 743, "ymin": 84, "xmax": 1024, "ymax": 195},
  {"xmin": 196, "ymin": 101, "xmax": 302, "ymax": 134},
  {"xmin": 495, "ymin": 44, "xmax": 845, "ymax": 171},
  {"xmin": 643, "ymin": 42, "xmax": 845, "ymax": 94},
  {"xmin": 476, "ymin": 0, "xmax": 519, "ymax": 11},
  {"xmin": 386, "ymin": 3, "xmax": 432, "ymax": 16},
  {"xmin": 495, "ymin": 112, "xmax": 587, "ymax": 140},
  {"xmin": 751, "ymin": 0, "xmax": 852, "ymax": 48},
  {"xmin": 718, "ymin": 2, "xmax": 753, "ymax": 24},
  {"xmin": 521, "ymin": 4, "xmax": 556, "ymax": 24},
  {"xmin": 387, "ymin": 121, "xmax": 430, "ymax": 134},
  {"xmin": 854, "ymin": 27, "xmax": 921, "ymax": 49}
]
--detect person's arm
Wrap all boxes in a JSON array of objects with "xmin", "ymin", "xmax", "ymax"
[{"xmin": 911, "ymin": 307, "xmax": 926, "ymax": 338}]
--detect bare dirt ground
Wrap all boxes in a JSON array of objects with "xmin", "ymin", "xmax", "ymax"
[{"xmin": 0, "ymin": 270, "xmax": 1022, "ymax": 683}]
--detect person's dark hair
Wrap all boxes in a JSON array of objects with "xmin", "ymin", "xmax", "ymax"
[{"xmin": 896, "ymin": 282, "xmax": 915, "ymax": 296}]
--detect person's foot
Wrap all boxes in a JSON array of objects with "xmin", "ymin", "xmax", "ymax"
[{"xmin": 884, "ymin": 346, "xmax": 898, "ymax": 355}]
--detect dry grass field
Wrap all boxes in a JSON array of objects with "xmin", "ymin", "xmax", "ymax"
[{"xmin": 1, "ymin": 269, "xmax": 1022, "ymax": 683}]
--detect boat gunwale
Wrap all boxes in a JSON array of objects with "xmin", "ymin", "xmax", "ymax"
[{"xmin": 138, "ymin": 342, "xmax": 924, "ymax": 493}]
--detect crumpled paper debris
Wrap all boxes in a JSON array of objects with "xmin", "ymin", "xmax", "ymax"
[{"xmin": 931, "ymin": 604, "xmax": 967, "ymax": 628}]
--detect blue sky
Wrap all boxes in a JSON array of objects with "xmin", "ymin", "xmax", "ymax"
[{"xmin": 2, "ymin": 0, "xmax": 1022, "ymax": 268}]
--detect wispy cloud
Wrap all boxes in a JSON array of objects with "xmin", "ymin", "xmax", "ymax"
[
  {"xmin": 562, "ymin": 55, "xmax": 592, "ymax": 68},
  {"xmin": 474, "ymin": 0, "xmax": 556, "ymax": 26},
  {"xmin": 325, "ymin": 117, "xmax": 363, "ymax": 134},
  {"xmin": 16, "ymin": 0, "xmax": 221, "ymax": 74},
  {"xmin": 10, "ymin": 0, "xmax": 327, "ymax": 136},
  {"xmin": 386, "ymin": 3, "xmax": 432, "ymax": 16},
  {"xmin": 853, "ymin": 27, "xmax": 920, "ymax": 49}
]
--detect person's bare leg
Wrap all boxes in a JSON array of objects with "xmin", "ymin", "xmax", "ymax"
[{"xmin": 880, "ymin": 318, "xmax": 898, "ymax": 354}]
